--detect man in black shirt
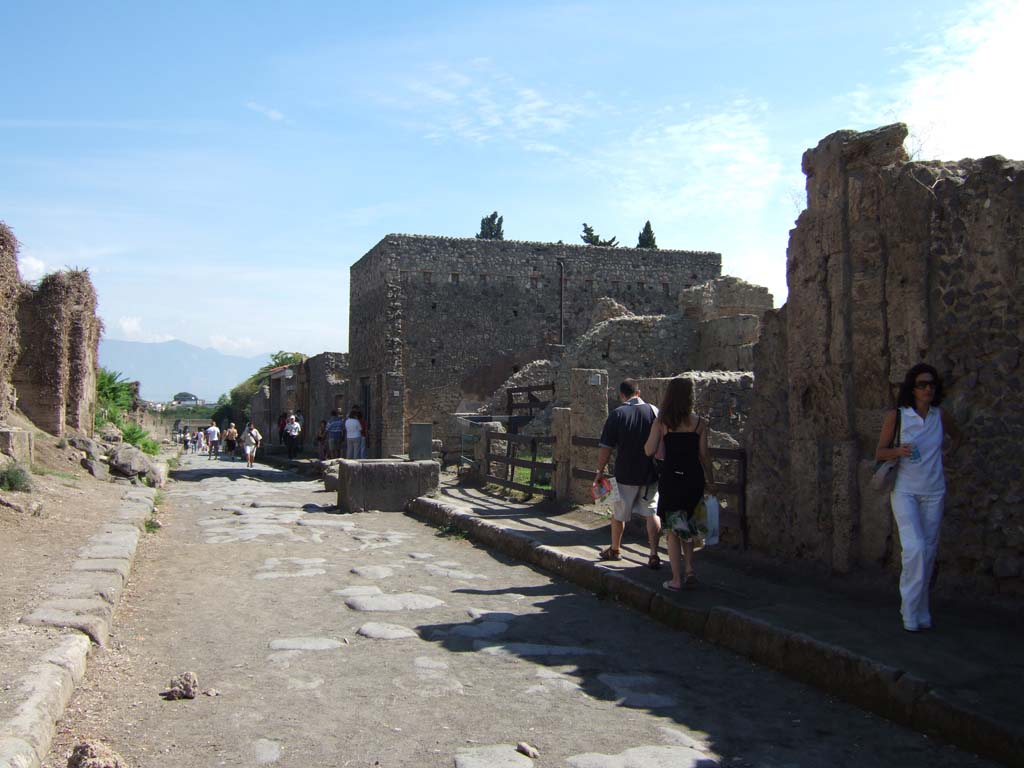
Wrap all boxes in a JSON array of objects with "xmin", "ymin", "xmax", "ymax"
[{"xmin": 594, "ymin": 379, "xmax": 662, "ymax": 569}]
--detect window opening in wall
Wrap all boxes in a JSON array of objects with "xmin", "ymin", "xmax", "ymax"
[
  {"xmin": 530, "ymin": 276, "xmax": 539, "ymax": 289},
  {"xmin": 584, "ymin": 279, "xmax": 593, "ymax": 292},
  {"xmin": 513, "ymin": 309, "xmax": 518, "ymax": 317},
  {"xmin": 431, "ymin": 302, "xmax": 437, "ymax": 310},
  {"xmin": 422, "ymin": 271, "xmax": 433, "ymax": 284},
  {"xmin": 431, "ymin": 358, "xmax": 436, "ymax": 366},
  {"xmin": 450, "ymin": 272, "xmax": 459, "ymax": 285}
]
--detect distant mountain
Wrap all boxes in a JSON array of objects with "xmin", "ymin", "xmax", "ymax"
[{"xmin": 99, "ymin": 339, "xmax": 269, "ymax": 402}]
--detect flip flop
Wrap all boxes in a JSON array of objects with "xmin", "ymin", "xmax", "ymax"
[{"xmin": 662, "ymin": 580, "xmax": 681, "ymax": 592}]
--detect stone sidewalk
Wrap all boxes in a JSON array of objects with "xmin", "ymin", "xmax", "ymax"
[
  {"xmin": 0, "ymin": 485, "xmax": 157, "ymax": 768},
  {"xmin": 409, "ymin": 481, "xmax": 1024, "ymax": 768}
]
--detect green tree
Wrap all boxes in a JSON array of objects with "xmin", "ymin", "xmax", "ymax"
[
  {"xmin": 580, "ymin": 223, "xmax": 618, "ymax": 247},
  {"xmin": 637, "ymin": 220, "xmax": 658, "ymax": 249},
  {"xmin": 476, "ymin": 211, "xmax": 504, "ymax": 240},
  {"xmin": 267, "ymin": 351, "xmax": 304, "ymax": 369}
]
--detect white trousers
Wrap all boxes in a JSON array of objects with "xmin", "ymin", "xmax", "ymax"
[{"xmin": 891, "ymin": 491, "xmax": 944, "ymax": 629}]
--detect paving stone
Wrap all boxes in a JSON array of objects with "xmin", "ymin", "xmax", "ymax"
[
  {"xmin": 356, "ymin": 622, "xmax": 417, "ymax": 640},
  {"xmin": 350, "ymin": 565, "xmax": 394, "ymax": 579},
  {"xmin": 454, "ymin": 745, "xmax": 533, "ymax": 768},
  {"xmin": 332, "ymin": 586, "xmax": 383, "ymax": 597},
  {"xmin": 450, "ymin": 621, "xmax": 509, "ymax": 639},
  {"xmin": 253, "ymin": 738, "xmax": 282, "ymax": 764},
  {"xmin": 344, "ymin": 594, "xmax": 445, "ymax": 612},
  {"xmin": 565, "ymin": 745, "xmax": 710, "ymax": 768},
  {"xmin": 474, "ymin": 642, "xmax": 603, "ymax": 658}
]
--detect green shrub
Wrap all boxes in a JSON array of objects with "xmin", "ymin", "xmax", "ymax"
[
  {"xmin": 0, "ymin": 463, "xmax": 32, "ymax": 492},
  {"xmin": 140, "ymin": 438, "xmax": 160, "ymax": 456}
]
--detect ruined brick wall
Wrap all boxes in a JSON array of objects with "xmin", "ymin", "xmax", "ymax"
[
  {"xmin": 747, "ymin": 124, "xmax": 1024, "ymax": 599},
  {"xmin": 12, "ymin": 270, "xmax": 100, "ymax": 436},
  {"xmin": 0, "ymin": 222, "xmax": 21, "ymax": 423},
  {"xmin": 556, "ymin": 314, "xmax": 700, "ymax": 406},
  {"xmin": 679, "ymin": 276, "xmax": 774, "ymax": 320},
  {"xmin": 350, "ymin": 234, "xmax": 721, "ymax": 455}
]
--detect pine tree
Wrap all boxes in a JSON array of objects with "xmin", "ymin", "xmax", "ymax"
[
  {"xmin": 581, "ymin": 223, "xmax": 618, "ymax": 247},
  {"xmin": 637, "ymin": 220, "xmax": 658, "ymax": 249},
  {"xmin": 476, "ymin": 211, "xmax": 504, "ymax": 240}
]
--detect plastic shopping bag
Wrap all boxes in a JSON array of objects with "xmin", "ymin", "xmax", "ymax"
[{"xmin": 704, "ymin": 494, "xmax": 720, "ymax": 546}]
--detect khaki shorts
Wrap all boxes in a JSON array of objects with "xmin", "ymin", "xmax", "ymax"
[{"xmin": 613, "ymin": 483, "xmax": 659, "ymax": 522}]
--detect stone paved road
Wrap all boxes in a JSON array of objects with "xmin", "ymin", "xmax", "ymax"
[{"xmin": 45, "ymin": 454, "xmax": 996, "ymax": 767}]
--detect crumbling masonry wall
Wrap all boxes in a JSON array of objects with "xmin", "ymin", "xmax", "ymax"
[
  {"xmin": 349, "ymin": 235, "xmax": 721, "ymax": 456},
  {"xmin": 747, "ymin": 124, "xmax": 1024, "ymax": 599},
  {"xmin": 302, "ymin": 352, "xmax": 349, "ymax": 441},
  {"xmin": 12, "ymin": 269, "xmax": 101, "ymax": 436},
  {"xmin": 0, "ymin": 222, "xmax": 21, "ymax": 422}
]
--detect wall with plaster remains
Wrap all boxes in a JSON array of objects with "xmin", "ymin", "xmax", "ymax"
[
  {"xmin": 747, "ymin": 124, "xmax": 1024, "ymax": 600},
  {"xmin": 349, "ymin": 235, "xmax": 722, "ymax": 456},
  {"xmin": 11, "ymin": 269, "xmax": 100, "ymax": 436},
  {"xmin": 0, "ymin": 223, "xmax": 20, "ymax": 422}
]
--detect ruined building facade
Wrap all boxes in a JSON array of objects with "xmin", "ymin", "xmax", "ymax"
[
  {"xmin": 0, "ymin": 221, "xmax": 101, "ymax": 440},
  {"xmin": 348, "ymin": 235, "xmax": 722, "ymax": 456},
  {"xmin": 747, "ymin": 124, "xmax": 1024, "ymax": 599}
]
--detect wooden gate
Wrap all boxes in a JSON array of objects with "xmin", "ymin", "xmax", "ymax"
[
  {"xmin": 506, "ymin": 383, "xmax": 555, "ymax": 433},
  {"xmin": 483, "ymin": 430, "xmax": 556, "ymax": 498}
]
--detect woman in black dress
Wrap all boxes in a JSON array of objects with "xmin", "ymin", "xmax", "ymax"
[{"xmin": 644, "ymin": 377, "xmax": 715, "ymax": 590}]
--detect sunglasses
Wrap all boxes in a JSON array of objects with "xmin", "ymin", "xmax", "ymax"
[{"xmin": 914, "ymin": 380, "xmax": 937, "ymax": 390}]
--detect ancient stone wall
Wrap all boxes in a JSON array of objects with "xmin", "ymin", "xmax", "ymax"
[
  {"xmin": 748, "ymin": 124, "xmax": 1024, "ymax": 599},
  {"xmin": 0, "ymin": 222, "xmax": 21, "ymax": 423},
  {"xmin": 555, "ymin": 314, "xmax": 700, "ymax": 407},
  {"xmin": 349, "ymin": 235, "xmax": 721, "ymax": 455},
  {"xmin": 12, "ymin": 270, "xmax": 100, "ymax": 436},
  {"xmin": 679, "ymin": 276, "xmax": 774, "ymax": 320},
  {"xmin": 638, "ymin": 371, "xmax": 754, "ymax": 446},
  {"xmin": 302, "ymin": 352, "xmax": 348, "ymax": 444}
]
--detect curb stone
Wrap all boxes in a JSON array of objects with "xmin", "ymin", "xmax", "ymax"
[
  {"xmin": 0, "ymin": 487, "xmax": 156, "ymax": 768},
  {"xmin": 405, "ymin": 497, "xmax": 1024, "ymax": 768}
]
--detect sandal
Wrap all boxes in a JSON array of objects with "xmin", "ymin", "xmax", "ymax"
[
  {"xmin": 598, "ymin": 547, "xmax": 621, "ymax": 561},
  {"xmin": 648, "ymin": 554, "xmax": 662, "ymax": 570},
  {"xmin": 662, "ymin": 580, "xmax": 681, "ymax": 592},
  {"xmin": 684, "ymin": 572, "xmax": 698, "ymax": 587}
]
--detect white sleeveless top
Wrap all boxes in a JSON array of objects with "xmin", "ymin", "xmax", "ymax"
[{"xmin": 894, "ymin": 406, "xmax": 945, "ymax": 495}]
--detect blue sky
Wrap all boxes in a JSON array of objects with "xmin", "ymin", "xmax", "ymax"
[{"xmin": 2, "ymin": 1, "xmax": 1020, "ymax": 358}]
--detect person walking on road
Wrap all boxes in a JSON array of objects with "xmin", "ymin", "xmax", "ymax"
[
  {"xmin": 284, "ymin": 414, "xmax": 302, "ymax": 460},
  {"xmin": 242, "ymin": 422, "xmax": 262, "ymax": 468},
  {"xmin": 205, "ymin": 420, "xmax": 220, "ymax": 460},
  {"xmin": 593, "ymin": 379, "xmax": 662, "ymax": 569},
  {"xmin": 326, "ymin": 410, "xmax": 345, "ymax": 459},
  {"xmin": 344, "ymin": 409, "xmax": 363, "ymax": 459},
  {"xmin": 644, "ymin": 377, "xmax": 715, "ymax": 590},
  {"xmin": 223, "ymin": 422, "xmax": 239, "ymax": 461},
  {"xmin": 875, "ymin": 363, "xmax": 962, "ymax": 633},
  {"xmin": 315, "ymin": 419, "xmax": 328, "ymax": 460}
]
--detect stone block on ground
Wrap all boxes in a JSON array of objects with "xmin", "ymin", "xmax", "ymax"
[
  {"xmin": 0, "ymin": 427, "xmax": 33, "ymax": 464},
  {"xmin": 80, "ymin": 457, "xmax": 109, "ymax": 481},
  {"xmin": 68, "ymin": 739, "xmax": 129, "ymax": 767},
  {"xmin": 336, "ymin": 459, "xmax": 439, "ymax": 513}
]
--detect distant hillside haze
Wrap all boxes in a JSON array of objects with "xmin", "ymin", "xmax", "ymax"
[{"xmin": 99, "ymin": 339, "xmax": 269, "ymax": 402}]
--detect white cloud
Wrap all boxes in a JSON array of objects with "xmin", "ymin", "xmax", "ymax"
[
  {"xmin": 840, "ymin": 1, "xmax": 1024, "ymax": 161},
  {"xmin": 115, "ymin": 316, "xmax": 174, "ymax": 343},
  {"xmin": 393, "ymin": 60, "xmax": 585, "ymax": 148},
  {"xmin": 597, "ymin": 99, "xmax": 785, "ymax": 222},
  {"xmin": 17, "ymin": 255, "xmax": 46, "ymax": 281},
  {"xmin": 208, "ymin": 334, "xmax": 261, "ymax": 356},
  {"xmin": 245, "ymin": 101, "xmax": 287, "ymax": 122}
]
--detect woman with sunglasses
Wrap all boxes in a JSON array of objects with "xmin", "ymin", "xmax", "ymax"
[{"xmin": 876, "ymin": 363, "xmax": 962, "ymax": 633}]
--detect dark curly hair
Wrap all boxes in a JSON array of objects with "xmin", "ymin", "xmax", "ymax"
[{"xmin": 896, "ymin": 363, "xmax": 944, "ymax": 408}]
